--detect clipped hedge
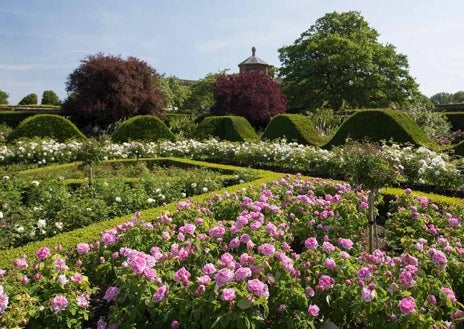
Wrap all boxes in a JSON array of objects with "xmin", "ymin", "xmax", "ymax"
[
  {"xmin": 445, "ymin": 112, "xmax": 464, "ymax": 132},
  {"xmin": 0, "ymin": 158, "xmax": 281, "ymax": 268},
  {"xmin": 451, "ymin": 140, "xmax": 464, "ymax": 157},
  {"xmin": 0, "ymin": 111, "xmax": 44, "ymax": 128},
  {"xmin": 261, "ymin": 113, "xmax": 325, "ymax": 146},
  {"xmin": 194, "ymin": 115, "xmax": 258, "ymax": 142},
  {"xmin": 111, "ymin": 115, "xmax": 176, "ymax": 143},
  {"xmin": 324, "ymin": 109, "xmax": 437, "ymax": 149},
  {"xmin": 7, "ymin": 114, "xmax": 86, "ymax": 142}
]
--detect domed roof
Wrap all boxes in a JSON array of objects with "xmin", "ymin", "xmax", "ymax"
[{"xmin": 238, "ymin": 47, "xmax": 270, "ymax": 66}]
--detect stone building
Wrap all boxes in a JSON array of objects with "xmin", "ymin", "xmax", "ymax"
[{"xmin": 238, "ymin": 47, "xmax": 271, "ymax": 76}]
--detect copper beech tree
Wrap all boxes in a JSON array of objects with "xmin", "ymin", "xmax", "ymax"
[
  {"xmin": 212, "ymin": 71, "xmax": 286, "ymax": 129},
  {"xmin": 62, "ymin": 53, "xmax": 165, "ymax": 132}
]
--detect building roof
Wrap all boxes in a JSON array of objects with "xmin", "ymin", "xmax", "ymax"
[{"xmin": 238, "ymin": 47, "xmax": 270, "ymax": 66}]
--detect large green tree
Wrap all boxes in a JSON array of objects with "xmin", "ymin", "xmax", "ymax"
[
  {"xmin": 430, "ymin": 92, "xmax": 454, "ymax": 105},
  {"xmin": 278, "ymin": 11, "xmax": 420, "ymax": 112},
  {"xmin": 18, "ymin": 93, "xmax": 38, "ymax": 106}
]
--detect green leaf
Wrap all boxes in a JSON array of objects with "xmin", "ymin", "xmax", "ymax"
[{"xmin": 237, "ymin": 298, "xmax": 253, "ymax": 310}]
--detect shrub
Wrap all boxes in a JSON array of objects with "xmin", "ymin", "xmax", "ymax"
[
  {"xmin": 0, "ymin": 112, "xmax": 40, "ymax": 128},
  {"xmin": 324, "ymin": 109, "xmax": 436, "ymax": 149},
  {"xmin": 111, "ymin": 115, "xmax": 175, "ymax": 143},
  {"xmin": 261, "ymin": 114, "xmax": 325, "ymax": 145},
  {"xmin": 212, "ymin": 71, "xmax": 286, "ymax": 128},
  {"xmin": 18, "ymin": 93, "xmax": 38, "ymax": 106},
  {"xmin": 7, "ymin": 114, "xmax": 86, "ymax": 142},
  {"xmin": 194, "ymin": 115, "xmax": 258, "ymax": 142}
]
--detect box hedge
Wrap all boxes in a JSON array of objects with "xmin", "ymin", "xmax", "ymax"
[
  {"xmin": 111, "ymin": 115, "xmax": 176, "ymax": 143},
  {"xmin": 324, "ymin": 109, "xmax": 437, "ymax": 149},
  {"xmin": 445, "ymin": 112, "xmax": 464, "ymax": 132},
  {"xmin": 194, "ymin": 115, "xmax": 258, "ymax": 142},
  {"xmin": 7, "ymin": 114, "xmax": 86, "ymax": 142},
  {"xmin": 261, "ymin": 114, "xmax": 325, "ymax": 146}
]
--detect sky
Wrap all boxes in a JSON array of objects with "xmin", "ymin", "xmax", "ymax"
[{"xmin": 1, "ymin": 0, "xmax": 464, "ymax": 105}]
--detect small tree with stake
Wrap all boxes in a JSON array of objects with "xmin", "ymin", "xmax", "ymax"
[
  {"xmin": 340, "ymin": 140, "xmax": 403, "ymax": 252},
  {"xmin": 76, "ymin": 138, "xmax": 104, "ymax": 187}
]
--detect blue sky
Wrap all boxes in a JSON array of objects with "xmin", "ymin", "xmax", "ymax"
[{"xmin": 1, "ymin": 0, "xmax": 464, "ymax": 104}]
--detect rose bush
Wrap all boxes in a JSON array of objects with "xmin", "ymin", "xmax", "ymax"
[{"xmin": 1, "ymin": 175, "xmax": 462, "ymax": 328}]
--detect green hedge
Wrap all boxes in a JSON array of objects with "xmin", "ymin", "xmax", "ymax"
[
  {"xmin": 111, "ymin": 115, "xmax": 176, "ymax": 143},
  {"xmin": 324, "ymin": 109, "xmax": 437, "ymax": 149},
  {"xmin": 194, "ymin": 115, "xmax": 258, "ymax": 142},
  {"xmin": 445, "ymin": 112, "xmax": 464, "ymax": 132},
  {"xmin": 7, "ymin": 114, "xmax": 86, "ymax": 142},
  {"xmin": 0, "ymin": 158, "xmax": 281, "ymax": 268},
  {"xmin": 261, "ymin": 114, "xmax": 325, "ymax": 146},
  {"xmin": 0, "ymin": 111, "xmax": 47, "ymax": 128}
]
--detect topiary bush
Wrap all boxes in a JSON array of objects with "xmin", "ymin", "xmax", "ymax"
[
  {"xmin": 261, "ymin": 114, "xmax": 325, "ymax": 145},
  {"xmin": 194, "ymin": 115, "xmax": 258, "ymax": 142},
  {"xmin": 324, "ymin": 109, "xmax": 437, "ymax": 149},
  {"xmin": 7, "ymin": 114, "xmax": 86, "ymax": 142},
  {"xmin": 111, "ymin": 115, "xmax": 176, "ymax": 143}
]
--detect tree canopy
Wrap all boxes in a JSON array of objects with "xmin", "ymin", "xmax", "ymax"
[
  {"xmin": 278, "ymin": 11, "xmax": 420, "ymax": 113},
  {"xmin": 159, "ymin": 75, "xmax": 191, "ymax": 112},
  {"xmin": 41, "ymin": 90, "xmax": 61, "ymax": 106},
  {"xmin": 18, "ymin": 93, "xmax": 38, "ymax": 106},
  {"xmin": 62, "ymin": 53, "xmax": 164, "ymax": 131},
  {"xmin": 183, "ymin": 71, "xmax": 227, "ymax": 116},
  {"xmin": 0, "ymin": 90, "xmax": 8, "ymax": 105},
  {"xmin": 212, "ymin": 71, "xmax": 286, "ymax": 128}
]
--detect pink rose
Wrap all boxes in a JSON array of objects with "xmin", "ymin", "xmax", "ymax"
[
  {"xmin": 36, "ymin": 247, "xmax": 51, "ymax": 260},
  {"xmin": 307, "ymin": 304, "xmax": 320, "ymax": 317},
  {"xmin": 221, "ymin": 288, "xmax": 236, "ymax": 301},
  {"xmin": 398, "ymin": 296, "xmax": 415, "ymax": 315}
]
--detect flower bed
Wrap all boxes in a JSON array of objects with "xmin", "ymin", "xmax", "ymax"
[
  {"xmin": 0, "ymin": 175, "xmax": 462, "ymax": 328},
  {"xmin": 0, "ymin": 158, "xmax": 257, "ymax": 249}
]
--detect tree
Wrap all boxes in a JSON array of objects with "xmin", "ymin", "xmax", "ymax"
[
  {"xmin": 62, "ymin": 53, "xmax": 164, "ymax": 131},
  {"xmin": 41, "ymin": 90, "xmax": 61, "ymax": 106},
  {"xmin": 0, "ymin": 90, "xmax": 8, "ymax": 105},
  {"xmin": 159, "ymin": 75, "xmax": 191, "ymax": 111},
  {"xmin": 278, "ymin": 11, "xmax": 420, "ymax": 113},
  {"xmin": 183, "ymin": 71, "xmax": 227, "ymax": 116},
  {"xmin": 430, "ymin": 92, "xmax": 454, "ymax": 105},
  {"xmin": 453, "ymin": 91, "xmax": 464, "ymax": 103},
  {"xmin": 212, "ymin": 71, "xmax": 286, "ymax": 128},
  {"xmin": 18, "ymin": 93, "xmax": 38, "ymax": 105}
]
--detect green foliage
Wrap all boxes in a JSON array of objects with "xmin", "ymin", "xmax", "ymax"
[
  {"xmin": 183, "ymin": 71, "xmax": 227, "ymax": 115},
  {"xmin": 111, "ymin": 115, "xmax": 176, "ymax": 143},
  {"xmin": 165, "ymin": 113, "xmax": 198, "ymax": 139},
  {"xmin": 0, "ymin": 112, "xmax": 40, "ymax": 128},
  {"xmin": 403, "ymin": 103, "xmax": 454, "ymax": 145},
  {"xmin": 430, "ymin": 92, "xmax": 454, "ymax": 105},
  {"xmin": 159, "ymin": 75, "xmax": 192, "ymax": 111},
  {"xmin": 194, "ymin": 116, "xmax": 258, "ymax": 142},
  {"xmin": 18, "ymin": 93, "xmax": 38, "ymax": 106},
  {"xmin": 7, "ymin": 114, "xmax": 86, "ymax": 143},
  {"xmin": 41, "ymin": 90, "xmax": 61, "ymax": 105},
  {"xmin": 261, "ymin": 114, "xmax": 324, "ymax": 145},
  {"xmin": 278, "ymin": 11, "xmax": 420, "ymax": 113},
  {"xmin": 324, "ymin": 109, "xmax": 436, "ymax": 149},
  {"xmin": 0, "ymin": 90, "xmax": 8, "ymax": 105},
  {"xmin": 305, "ymin": 107, "xmax": 345, "ymax": 137},
  {"xmin": 445, "ymin": 112, "xmax": 464, "ymax": 132}
]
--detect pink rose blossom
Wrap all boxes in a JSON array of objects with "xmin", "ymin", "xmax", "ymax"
[
  {"xmin": 361, "ymin": 287, "xmax": 375, "ymax": 302},
  {"xmin": 322, "ymin": 241, "xmax": 336, "ymax": 252},
  {"xmin": 247, "ymin": 279, "xmax": 269, "ymax": 298},
  {"xmin": 316, "ymin": 275, "xmax": 334, "ymax": 291},
  {"xmin": 197, "ymin": 275, "xmax": 211, "ymax": 285},
  {"xmin": 305, "ymin": 237, "xmax": 318, "ymax": 249},
  {"xmin": 202, "ymin": 263, "xmax": 216, "ymax": 275},
  {"xmin": 76, "ymin": 294, "xmax": 89, "ymax": 308},
  {"xmin": 258, "ymin": 243, "xmax": 276, "ymax": 256},
  {"xmin": 103, "ymin": 286, "xmax": 120, "ymax": 302},
  {"xmin": 52, "ymin": 295, "xmax": 68, "ymax": 313},
  {"xmin": 215, "ymin": 268, "xmax": 234, "ymax": 288},
  {"xmin": 398, "ymin": 296, "xmax": 415, "ymax": 315},
  {"xmin": 324, "ymin": 258, "xmax": 336, "ymax": 270},
  {"xmin": 307, "ymin": 304, "xmax": 320, "ymax": 317},
  {"xmin": 357, "ymin": 267, "xmax": 372, "ymax": 281},
  {"xmin": 36, "ymin": 247, "xmax": 51, "ymax": 260},
  {"xmin": 235, "ymin": 267, "xmax": 252, "ymax": 281},
  {"xmin": 337, "ymin": 238, "xmax": 353, "ymax": 250},
  {"xmin": 441, "ymin": 287, "xmax": 457, "ymax": 303},
  {"xmin": 173, "ymin": 267, "xmax": 191, "ymax": 286},
  {"xmin": 221, "ymin": 288, "xmax": 236, "ymax": 301},
  {"xmin": 153, "ymin": 285, "xmax": 169, "ymax": 302},
  {"xmin": 76, "ymin": 243, "xmax": 90, "ymax": 255}
]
